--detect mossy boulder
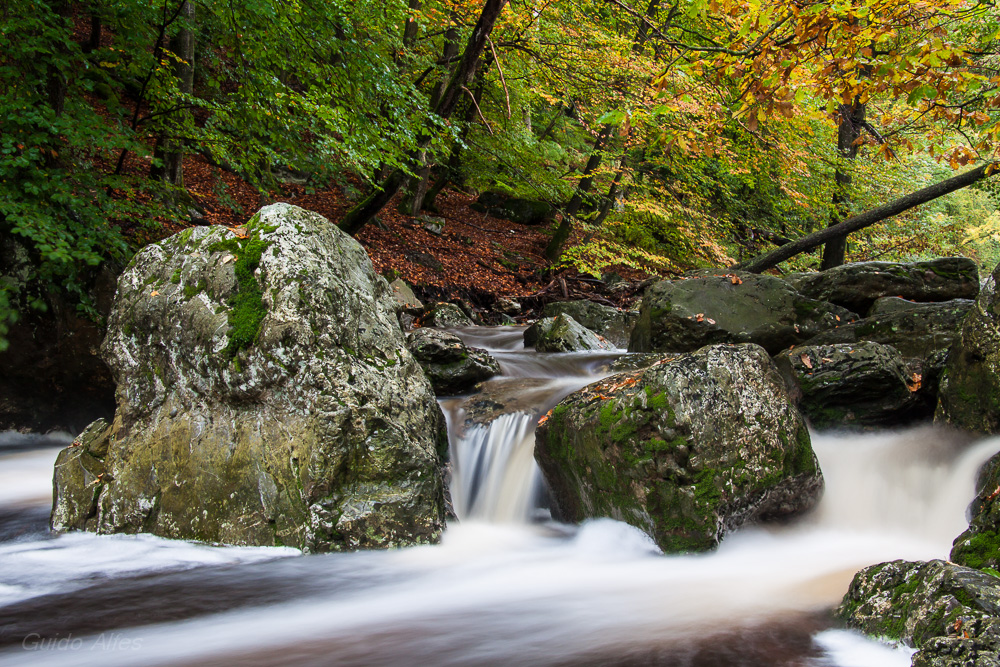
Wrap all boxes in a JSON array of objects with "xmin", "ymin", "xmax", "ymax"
[
  {"xmin": 524, "ymin": 313, "xmax": 616, "ymax": 352},
  {"xmin": 628, "ymin": 272, "xmax": 857, "ymax": 355},
  {"xmin": 952, "ymin": 451, "xmax": 1000, "ymax": 571},
  {"xmin": 534, "ymin": 343, "xmax": 823, "ymax": 553},
  {"xmin": 471, "ymin": 191, "xmax": 554, "ymax": 225},
  {"xmin": 406, "ymin": 328, "xmax": 501, "ymax": 396},
  {"xmin": 541, "ymin": 300, "xmax": 636, "ymax": 348},
  {"xmin": 422, "ymin": 302, "xmax": 474, "ymax": 327},
  {"xmin": 837, "ymin": 559, "xmax": 1000, "ymax": 666},
  {"xmin": 937, "ymin": 263, "xmax": 1000, "ymax": 434},
  {"xmin": 773, "ymin": 342, "xmax": 923, "ymax": 428},
  {"xmin": 50, "ymin": 203, "xmax": 448, "ymax": 552},
  {"xmin": 786, "ymin": 257, "xmax": 979, "ymax": 315}
]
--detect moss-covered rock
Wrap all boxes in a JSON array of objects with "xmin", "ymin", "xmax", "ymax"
[
  {"xmin": 628, "ymin": 272, "xmax": 857, "ymax": 355},
  {"xmin": 837, "ymin": 559, "xmax": 1000, "ymax": 665},
  {"xmin": 406, "ymin": 328, "xmax": 501, "ymax": 396},
  {"xmin": 773, "ymin": 342, "xmax": 924, "ymax": 428},
  {"xmin": 534, "ymin": 343, "xmax": 822, "ymax": 553},
  {"xmin": 541, "ymin": 300, "xmax": 636, "ymax": 348},
  {"xmin": 471, "ymin": 191, "xmax": 554, "ymax": 225},
  {"xmin": 524, "ymin": 313, "xmax": 616, "ymax": 352},
  {"xmin": 786, "ymin": 257, "xmax": 979, "ymax": 315},
  {"xmin": 51, "ymin": 204, "xmax": 448, "ymax": 552},
  {"xmin": 421, "ymin": 302, "xmax": 474, "ymax": 327},
  {"xmin": 936, "ymin": 263, "xmax": 1000, "ymax": 435},
  {"xmin": 952, "ymin": 451, "xmax": 1000, "ymax": 571}
]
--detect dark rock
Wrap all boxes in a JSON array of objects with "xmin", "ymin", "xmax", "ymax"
[
  {"xmin": 51, "ymin": 204, "xmax": 449, "ymax": 552},
  {"xmin": 422, "ymin": 302, "xmax": 474, "ymax": 327},
  {"xmin": 535, "ymin": 343, "xmax": 823, "ymax": 553},
  {"xmin": 457, "ymin": 377, "xmax": 555, "ymax": 427},
  {"xmin": 628, "ymin": 272, "xmax": 857, "ymax": 355},
  {"xmin": 937, "ymin": 263, "xmax": 1000, "ymax": 434},
  {"xmin": 388, "ymin": 278, "xmax": 423, "ymax": 313},
  {"xmin": 603, "ymin": 353, "xmax": 673, "ymax": 374},
  {"xmin": 471, "ymin": 191, "xmax": 554, "ymax": 226},
  {"xmin": 952, "ymin": 451, "xmax": 1000, "ymax": 571},
  {"xmin": 494, "ymin": 297, "xmax": 521, "ymax": 316},
  {"xmin": 870, "ymin": 296, "xmax": 926, "ymax": 316},
  {"xmin": 0, "ymin": 237, "xmax": 117, "ymax": 434},
  {"xmin": 524, "ymin": 314, "xmax": 616, "ymax": 352},
  {"xmin": 542, "ymin": 300, "xmax": 636, "ymax": 348},
  {"xmin": 786, "ymin": 257, "xmax": 979, "ymax": 315},
  {"xmin": 773, "ymin": 342, "xmax": 923, "ymax": 428},
  {"xmin": 406, "ymin": 328, "xmax": 501, "ymax": 396},
  {"xmin": 837, "ymin": 559, "xmax": 1000, "ymax": 665}
]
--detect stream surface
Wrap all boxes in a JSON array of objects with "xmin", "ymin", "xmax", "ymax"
[{"xmin": 1, "ymin": 325, "xmax": 996, "ymax": 666}]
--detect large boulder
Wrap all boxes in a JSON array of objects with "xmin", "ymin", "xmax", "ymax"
[
  {"xmin": 535, "ymin": 343, "xmax": 823, "ymax": 553},
  {"xmin": 51, "ymin": 204, "xmax": 449, "ymax": 552},
  {"xmin": 786, "ymin": 257, "xmax": 979, "ymax": 315},
  {"xmin": 0, "ymin": 237, "xmax": 117, "ymax": 434},
  {"xmin": 421, "ymin": 302, "xmax": 474, "ymax": 328},
  {"xmin": 405, "ymin": 328, "xmax": 501, "ymax": 396},
  {"xmin": 524, "ymin": 313, "xmax": 616, "ymax": 352},
  {"xmin": 628, "ymin": 272, "xmax": 857, "ymax": 355},
  {"xmin": 773, "ymin": 342, "xmax": 923, "ymax": 428},
  {"xmin": 937, "ymin": 263, "xmax": 1000, "ymax": 434},
  {"xmin": 542, "ymin": 300, "xmax": 636, "ymax": 348},
  {"xmin": 951, "ymin": 451, "xmax": 1000, "ymax": 570},
  {"xmin": 837, "ymin": 559, "xmax": 1000, "ymax": 666}
]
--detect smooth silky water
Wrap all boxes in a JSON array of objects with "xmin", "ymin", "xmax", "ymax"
[{"xmin": 0, "ymin": 325, "xmax": 995, "ymax": 666}]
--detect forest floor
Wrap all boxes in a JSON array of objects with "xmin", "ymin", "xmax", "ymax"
[{"xmin": 147, "ymin": 154, "xmax": 663, "ymax": 317}]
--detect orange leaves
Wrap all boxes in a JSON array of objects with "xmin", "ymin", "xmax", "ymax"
[
  {"xmin": 907, "ymin": 372, "xmax": 923, "ymax": 393},
  {"xmin": 800, "ymin": 353, "xmax": 813, "ymax": 369}
]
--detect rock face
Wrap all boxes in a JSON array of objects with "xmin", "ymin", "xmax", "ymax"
[
  {"xmin": 51, "ymin": 204, "xmax": 448, "ymax": 552},
  {"xmin": 535, "ymin": 343, "xmax": 823, "ymax": 553},
  {"xmin": 406, "ymin": 328, "xmax": 501, "ymax": 396},
  {"xmin": 937, "ymin": 264, "xmax": 1000, "ymax": 434},
  {"xmin": 422, "ymin": 302, "xmax": 474, "ymax": 327},
  {"xmin": 628, "ymin": 272, "xmax": 857, "ymax": 355},
  {"xmin": 837, "ymin": 559, "xmax": 1000, "ymax": 666},
  {"xmin": 542, "ymin": 300, "xmax": 636, "ymax": 348},
  {"xmin": 773, "ymin": 342, "xmax": 922, "ymax": 428},
  {"xmin": 786, "ymin": 257, "xmax": 979, "ymax": 315},
  {"xmin": 524, "ymin": 314, "xmax": 616, "ymax": 352},
  {"xmin": 951, "ymin": 451, "xmax": 1000, "ymax": 570},
  {"xmin": 0, "ymin": 237, "xmax": 117, "ymax": 434}
]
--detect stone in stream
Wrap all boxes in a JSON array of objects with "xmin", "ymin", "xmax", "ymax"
[
  {"xmin": 628, "ymin": 271, "xmax": 857, "ymax": 355},
  {"xmin": 785, "ymin": 257, "xmax": 979, "ymax": 315},
  {"xmin": 524, "ymin": 313, "xmax": 616, "ymax": 352},
  {"xmin": 421, "ymin": 302, "xmax": 474, "ymax": 327},
  {"xmin": 837, "ymin": 559, "xmax": 1000, "ymax": 666},
  {"xmin": 937, "ymin": 262, "xmax": 1000, "ymax": 435},
  {"xmin": 405, "ymin": 328, "xmax": 501, "ymax": 396},
  {"xmin": 772, "ymin": 342, "xmax": 924, "ymax": 428},
  {"xmin": 51, "ymin": 204, "xmax": 449, "ymax": 552},
  {"xmin": 541, "ymin": 300, "xmax": 637, "ymax": 348},
  {"xmin": 535, "ymin": 343, "xmax": 823, "ymax": 553}
]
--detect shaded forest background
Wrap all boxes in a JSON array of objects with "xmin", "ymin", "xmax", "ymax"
[{"xmin": 2, "ymin": 0, "xmax": 1000, "ymax": 348}]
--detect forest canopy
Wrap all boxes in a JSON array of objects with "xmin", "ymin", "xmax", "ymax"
[{"xmin": 1, "ymin": 0, "xmax": 999, "ymax": 346}]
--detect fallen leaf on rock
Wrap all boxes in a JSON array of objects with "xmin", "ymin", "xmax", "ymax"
[{"xmin": 800, "ymin": 354, "xmax": 813, "ymax": 369}]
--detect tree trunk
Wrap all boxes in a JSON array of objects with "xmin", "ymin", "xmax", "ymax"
[
  {"xmin": 733, "ymin": 163, "xmax": 997, "ymax": 273},
  {"xmin": 340, "ymin": 0, "xmax": 509, "ymax": 236},
  {"xmin": 151, "ymin": 0, "xmax": 194, "ymax": 189},
  {"xmin": 545, "ymin": 126, "xmax": 611, "ymax": 261},
  {"xmin": 821, "ymin": 102, "xmax": 865, "ymax": 269}
]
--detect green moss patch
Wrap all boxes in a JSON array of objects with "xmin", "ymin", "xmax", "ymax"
[{"xmin": 209, "ymin": 232, "xmax": 273, "ymax": 360}]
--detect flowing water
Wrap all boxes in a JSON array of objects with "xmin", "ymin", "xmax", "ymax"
[{"xmin": 0, "ymin": 326, "xmax": 996, "ymax": 666}]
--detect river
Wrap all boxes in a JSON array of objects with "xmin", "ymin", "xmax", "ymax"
[{"xmin": 0, "ymin": 325, "xmax": 995, "ymax": 666}]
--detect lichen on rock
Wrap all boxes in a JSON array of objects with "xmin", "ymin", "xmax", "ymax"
[{"xmin": 51, "ymin": 203, "xmax": 448, "ymax": 552}]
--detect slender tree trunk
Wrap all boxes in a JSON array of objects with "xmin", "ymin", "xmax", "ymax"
[
  {"xmin": 733, "ymin": 163, "xmax": 997, "ymax": 273},
  {"xmin": 423, "ymin": 81, "xmax": 484, "ymax": 211},
  {"xmin": 821, "ymin": 102, "xmax": 865, "ymax": 269},
  {"xmin": 340, "ymin": 0, "xmax": 509, "ymax": 236},
  {"xmin": 151, "ymin": 0, "xmax": 194, "ymax": 189},
  {"xmin": 545, "ymin": 126, "xmax": 611, "ymax": 261},
  {"xmin": 538, "ymin": 104, "xmax": 563, "ymax": 141}
]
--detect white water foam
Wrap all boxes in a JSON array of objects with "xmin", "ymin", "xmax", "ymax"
[{"xmin": 0, "ymin": 447, "xmax": 64, "ymax": 508}]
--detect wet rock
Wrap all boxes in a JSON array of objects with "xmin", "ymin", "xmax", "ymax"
[
  {"xmin": 455, "ymin": 377, "xmax": 555, "ymax": 427},
  {"xmin": 0, "ymin": 237, "xmax": 117, "ymax": 434},
  {"xmin": 495, "ymin": 297, "xmax": 521, "ymax": 316},
  {"xmin": 406, "ymin": 328, "xmax": 501, "ymax": 396},
  {"xmin": 773, "ymin": 342, "xmax": 923, "ymax": 428},
  {"xmin": 388, "ymin": 278, "xmax": 423, "ymax": 313},
  {"xmin": 524, "ymin": 314, "xmax": 616, "ymax": 352},
  {"xmin": 603, "ymin": 353, "xmax": 673, "ymax": 374},
  {"xmin": 869, "ymin": 296, "xmax": 926, "ymax": 316},
  {"xmin": 542, "ymin": 300, "xmax": 637, "ymax": 348},
  {"xmin": 628, "ymin": 272, "xmax": 857, "ymax": 355},
  {"xmin": 786, "ymin": 257, "xmax": 979, "ymax": 315},
  {"xmin": 535, "ymin": 343, "xmax": 823, "ymax": 553},
  {"xmin": 952, "ymin": 451, "xmax": 1000, "ymax": 571},
  {"xmin": 422, "ymin": 302, "xmax": 474, "ymax": 327},
  {"xmin": 937, "ymin": 263, "xmax": 1000, "ymax": 434},
  {"xmin": 51, "ymin": 204, "xmax": 448, "ymax": 552},
  {"xmin": 837, "ymin": 559, "xmax": 1000, "ymax": 665}
]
